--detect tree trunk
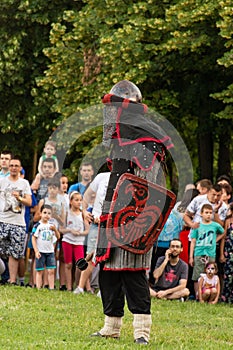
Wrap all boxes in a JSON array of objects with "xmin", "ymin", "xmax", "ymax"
[
  {"xmin": 198, "ymin": 131, "xmax": 213, "ymax": 181},
  {"xmin": 32, "ymin": 138, "xmax": 39, "ymax": 180},
  {"xmin": 217, "ymin": 121, "xmax": 232, "ymax": 180}
]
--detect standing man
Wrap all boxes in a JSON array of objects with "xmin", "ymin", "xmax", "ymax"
[
  {"xmin": 183, "ymin": 183, "xmax": 228, "ymax": 229},
  {"xmin": 0, "ymin": 150, "xmax": 13, "ymax": 284},
  {"xmin": 0, "ymin": 156, "xmax": 32, "ymax": 284},
  {"xmin": 68, "ymin": 162, "xmax": 94, "ymax": 196},
  {"xmin": 92, "ymin": 80, "xmax": 175, "ymax": 345},
  {"xmin": 0, "ymin": 150, "xmax": 13, "ymax": 177},
  {"xmin": 150, "ymin": 239, "xmax": 189, "ymax": 300}
]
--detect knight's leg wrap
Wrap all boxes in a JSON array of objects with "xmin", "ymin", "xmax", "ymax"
[
  {"xmin": 99, "ymin": 315, "xmax": 122, "ymax": 338},
  {"xmin": 133, "ymin": 314, "xmax": 152, "ymax": 342}
]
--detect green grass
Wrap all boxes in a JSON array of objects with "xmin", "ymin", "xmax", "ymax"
[{"xmin": 0, "ymin": 285, "xmax": 232, "ymax": 349}]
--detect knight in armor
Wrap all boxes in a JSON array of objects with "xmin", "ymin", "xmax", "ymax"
[{"xmin": 91, "ymin": 80, "xmax": 175, "ymax": 345}]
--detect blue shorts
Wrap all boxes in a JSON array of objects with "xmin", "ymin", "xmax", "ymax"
[
  {"xmin": 35, "ymin": 252, "xmax": 56, "ymax": 271},
  {"xmin": 86, "ymin": 223, "xmax": 98, "ymax": 254}
]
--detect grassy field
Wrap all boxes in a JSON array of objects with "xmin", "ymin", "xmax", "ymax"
[{"xmin": 0, "ymin": 285, "xmax": 232, "ymax": 349}]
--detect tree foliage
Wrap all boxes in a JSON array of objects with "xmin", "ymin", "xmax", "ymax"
[
  {"xmin": 39, "ymin": 0, "xmax": 232, "ymax": 183},
  {"xmin": 0, "ymin": 0, "xmax": 232, "ymax": 184},
  {"xmin": 0, "ymin": 0, "xmax": 80, "ymax": 179}
]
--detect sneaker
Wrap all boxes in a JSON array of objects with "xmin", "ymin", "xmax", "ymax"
[
  {"xmin": 20, "ymin": 281, "xmax": 25, "ymax": 287},
  {"xmin": 134, "ymin": 337, "xmax": 148, "ymax": 345},
  {"xmin": 96, "ymin": 290, "xmax": 101, "ymax": 298},
  {"xmin": 10, "ymin": 282, "xmax": 18, "ymax": 286},
  {"xmin": 59, "ymin": 285, "xmax": 67, "ymax": 291},
  {"xmin": 180, "ymin": 297, "xmax": 185, "ymax": 302},
  {"xmin": 0, "ymin": 280, "xmax": 7, "ymax": 285},
  {"xmin": 73, "ymin": 287, "xmax": 84, "ymax": 295}
]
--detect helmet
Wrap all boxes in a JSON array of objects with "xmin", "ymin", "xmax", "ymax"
[{"xmin": 110, "ymin": 80, "xmax": 142, "ymax": 102}]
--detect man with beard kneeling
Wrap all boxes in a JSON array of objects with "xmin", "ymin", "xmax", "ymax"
[{"xmin": 150, "ymin": 239, "xmax": 190, "ymax": 301}]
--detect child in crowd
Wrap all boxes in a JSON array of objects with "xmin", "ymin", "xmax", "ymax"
[
  {"xmin": 33, "ymin": 179, "xmax": 66, "ymax": 288},
  {"xmin": 34, "ymin": 179, "xmax": 66, "ymax": 227},
  {"xmin": 56, "ymin": 173, "xmax": 69, "ymax": 290},
  {"xmin": 38, "ymin": 140, "xmax": 59, "ymax": 176},
  {"xmin": 220, "ymin": 203, "xmax": 233, "ymax": 303},
  {"xmin": 189, "ymin": 203, "xmax": 224, "ymax": 297},
  {"xmin": 32, "ymin": 204, "xmax": 60, "ymax": 289},
  {"xmin": 198, "ymin": 262, "xmax": 220, "ymax": 304},
  {"xmin": 60, "ymin": 191, "xmax": 90, "ymax": 291},
  {"xmin": 59, "ymin": 174, "xmax": 69, "ymax": 210}
]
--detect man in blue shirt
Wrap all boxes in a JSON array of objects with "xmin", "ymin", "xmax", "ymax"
[{"xmin": 68, "ymin": 162, "xmax": 94, "ymax": 196}]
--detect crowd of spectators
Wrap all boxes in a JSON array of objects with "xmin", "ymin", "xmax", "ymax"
[{"xmin": 0, "ymin": 145, "xmax": 232, "ymax": 304}]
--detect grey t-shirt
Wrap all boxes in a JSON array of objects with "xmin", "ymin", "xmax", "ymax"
[
  {"xmin": 154, "ymin": 257, "xmax": 188, "ymax": 290},
  {"xmin": 0, "ymin": 177, "xmax": 31, "ymax": 226}
]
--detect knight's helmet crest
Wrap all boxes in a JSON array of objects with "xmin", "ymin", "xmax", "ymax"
[{"xmin": 103, "ymin": 80, "xmax": 142, "ymax": 147}]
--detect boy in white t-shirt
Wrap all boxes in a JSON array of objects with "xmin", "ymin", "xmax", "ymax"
[{"xmin": 32, "ymin": 204, "xmax": 60, "ymax": 290}]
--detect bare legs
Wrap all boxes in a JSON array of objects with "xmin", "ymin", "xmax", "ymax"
[
  {"xmin": 36, "ymin": 269, "xmax": 55, "ymax": 289},
  {"xmin": 8, "ymin": 256, "xmax": 19, "ymax": 283}
]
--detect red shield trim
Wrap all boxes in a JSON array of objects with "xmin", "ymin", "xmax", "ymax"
[{"xmin": 106, "ymin": 173, "xmax": 176, "ymax": 254}]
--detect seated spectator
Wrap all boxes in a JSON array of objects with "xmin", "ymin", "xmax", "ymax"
[
  {"xmin": 150, "ymin": 239, "xmax": 189, "ymax": 300},
  {"xmin": 197, "ymin": 262, "xmax": 220, "ymax": 304},
  {"xmin": 149, "ymin": 209, "xmax": 183, "ymax": 287}
]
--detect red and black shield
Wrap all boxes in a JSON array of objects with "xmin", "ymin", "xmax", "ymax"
[{"xmin": 106, "ymin": 173, "xmax": 176, "ymax": 254}]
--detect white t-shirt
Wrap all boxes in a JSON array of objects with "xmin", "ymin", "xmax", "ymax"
[
  {"xmin": 0, "ymin": 177, "xmax": 31, "ymax": 226},
  {"xmin": 186, "ymin": 194, "xmax": 228, "ymax": 239},
  {"xmin": 187, "ymin": 194, "xmax": 228, "ymax": 223},
  {"xmin": 62, "ymin": 210, "xmax": 85, "ymax": 245},
  {"xmin": 33, "ymin": 222, "xmax": 57, "ymax": 253},
  {"xmin": 90, "ymin": 172, "xmax": 110, "ymax": 219}
]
